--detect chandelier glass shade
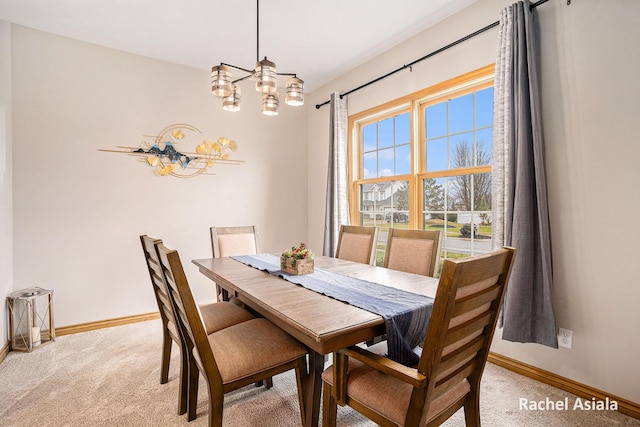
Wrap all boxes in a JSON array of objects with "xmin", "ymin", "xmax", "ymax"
[
  {"xmin": 261, "ymin": 93, "xmax": 279, "ymax": 116},
  {"xmin": 210, "ymin": 0, "xmax": 303, "ymax": 116},
  {"xmin": 211, "ymin": 65, "xmax": 232, "ymax": 97},
  {"xmin": 285, "ymin": 77, "xmax": 304, "ymax": 106},
  {"xmin": 254, "ymin": 58, "xmax": 277, "ymax": 94},
  {"xmin": 222, "ymin": 85, "xmax": 241, "ymax": 112}
]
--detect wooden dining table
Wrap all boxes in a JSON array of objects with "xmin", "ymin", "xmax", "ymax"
[{"xmin": 192, "ymin": 255, "xmax": 439, "ymax": 427}]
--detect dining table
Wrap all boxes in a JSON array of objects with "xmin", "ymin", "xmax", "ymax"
[{"xmin": 192, "ymin": 254, "xmax": 439, "ymax": 427}]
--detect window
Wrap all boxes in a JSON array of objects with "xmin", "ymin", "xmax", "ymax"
[{"xmin": 349, "ymin": 65, "xmax": 494, "ymax": 267}]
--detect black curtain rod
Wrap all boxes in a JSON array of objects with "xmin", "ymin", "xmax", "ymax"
[{"xmin": 315, "ymin": 0, "xmax": 551, "ymax": 110}]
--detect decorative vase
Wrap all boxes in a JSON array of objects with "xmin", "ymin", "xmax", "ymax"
[{"xmin": 280, "ymin": 256, "xmax": 314, "ymax": 275}]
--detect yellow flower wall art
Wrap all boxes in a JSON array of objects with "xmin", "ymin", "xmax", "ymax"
[{"xmin": 99, "ymin": 123, "xmax": 241, "ymax": 178}]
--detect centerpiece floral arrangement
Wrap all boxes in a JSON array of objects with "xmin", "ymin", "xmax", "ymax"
[{"xmin": 281, "ymin": 242, "xmax": 314, "ymax": 274}]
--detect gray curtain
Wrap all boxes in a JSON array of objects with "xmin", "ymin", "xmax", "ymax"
[
  {"xmin": 323, "ymin": 92, "xmax": 349, "ymax": 257},
  {"xmin": 493, "ymin": 0, "xmax": 558, "ymax": 348}
]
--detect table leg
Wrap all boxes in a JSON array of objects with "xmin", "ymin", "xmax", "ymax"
[
  {"xmin": 304, "ymin": 350, "xmax": 325, "ymax": 427},
  {"xmin": 215, "ymin": 283, "xmax": 230, "ymax": 301}
]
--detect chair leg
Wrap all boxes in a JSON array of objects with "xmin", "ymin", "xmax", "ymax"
[
  {"xmin": 187, "ymin": 352, "xmax": 199, "ymax": 421},
  {"xmin": 463, "ymin": 391, "xmax": 481, "ymax": 427},
  {"xmin": 265, "ymin": 376, "xmax": 273, "ymax": 389},
  {"xmin": 254, "ymin": 376, "xmax": 273, "ymax": 389},
  {"xmin": 160, "ymin": 330, "xmax": 172, "ymax": 384},
  {"xmin": 294, "ymin": 360, "xmax": 309, "ymax": 426},
  {"xmin": 322, "ymin": 381, "xmax": 337, "ymax": 427},
  {"xmin": 206, "ymin": 380, "xmax": 224, "ymax": 427}
]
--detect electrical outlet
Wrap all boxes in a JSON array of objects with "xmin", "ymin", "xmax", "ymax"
[{"xmin": 558, "ymin": 328, "xmax": 573, "ymax": 349}]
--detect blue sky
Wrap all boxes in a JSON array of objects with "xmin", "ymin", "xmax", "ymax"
[{"xmin": 362, "ymin": 86, "xmax": 494, "ymax": 178}]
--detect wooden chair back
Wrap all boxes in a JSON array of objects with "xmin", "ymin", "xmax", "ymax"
[
  {"xmin": 210, "ymin": 226, "xmax": 258, "ymax": 258},
  {"xmin": 383, "ymin": 228, "xmax": 442, "ymax": 277},
  {"xmin": 140, "ymin": 234, "xmax": 188, "ymax": 413},
  {"xmin": 335, "ymin": 225, "xmax": 378, "ymax": 265},
  {"xmin": 155, "ymin": 242, "xmax": 223, "ymax": 388},
  {"xmin": 324, "ymin": 247, "xmax": 516, "ymax": 427},
  {"xmin": 416, "ymin": 247, "xmax": 516, "ymax": 425},
  {"xmin": 140, "ymin": 235, "xmax": 177, "ymax": 352}
]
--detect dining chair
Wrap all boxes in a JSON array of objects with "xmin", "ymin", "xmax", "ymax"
[
  {"xmin": 210, "ymin": 225, "xmax": 259, "ymax": 300},
  {"xmin": 322, "ymin": 247, "xmax": 516, "ymax": 427},
  {"xmin": 154, "ymin": 241, "xmax": 309, "ymax": 427},
  {"xmin": 384, "ymin": 228, "xmax": 442, "ymax": 277},
  {"xmin": 335, "ymin": 225, "xmax": 379, "ymax": 266},
  {"xmin": 139, "ymin": 235, "xmax": 255, "ymax": 415},
  {"xmin": 209, "ymin": 225, "xmax": 275, "ymax": 389}
]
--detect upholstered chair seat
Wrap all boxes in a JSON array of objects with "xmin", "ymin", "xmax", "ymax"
[
  {"xmin": 206, "ymin": 318, "xmax": 307, "ymax": 383},
  {"xmin": 199, "ymin": 302, "xmax": 255, "ymax": 335},
  {"xmin": 322, "ymin": 358, "xmax": 471, "ymax": 425}
]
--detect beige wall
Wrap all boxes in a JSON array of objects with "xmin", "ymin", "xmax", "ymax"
[
  {"xmin": 0, "ymin": 21, "xmax": 12, "ymax": 346},
  {"xmin": 9, "ymin": 25, "xmax": 308, "ymax": 328},
  {"xmin": 306, "ymin": 0, "xmax": 640, "ymax": 405}
]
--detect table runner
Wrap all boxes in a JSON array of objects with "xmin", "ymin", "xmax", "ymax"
[{"xmin": 231, "ymin": 253, "xmax": 433, "ymax": 366}]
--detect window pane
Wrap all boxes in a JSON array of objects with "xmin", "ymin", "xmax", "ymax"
[
  {"xmin": 449, "ymin": 93, "xmax": 474, "ymax": 133},
  {"xmin": 426, "ymin": 137, "xmax": 447, "ymax": 172},
  {"xmin": 378, "ymin": 118, "xmax": 394, "ymax": 148},
  {"xmin": 450, "ymin": 133, "xmax": 475, "ymax": 169},
  {"xmin": 363, "ymin": 123, "xmax": 376, "ymax": 152},
  {"xmin": 360, "ymin": 183, "xmax": 384, "ymax": 226},
  {"xmin": 473, "ymin": 172, "xmax": 492, "ymax": 211},
  {"xmin": 395, "ymin": 145, "xmax": 411, "ymax": 175},
  {"xmin": 476, "ymin": 87, "xmax": 494, "ymax": 128},
  {"xmin": 476, "ymin": 128, "xmax": 492, "ymax": 165},
  {"xmin": 426, "ymin": 103, "xmax": 447, "ymax": 139},
  {"xmin": 395, "ymin": 112, "xmax": 410, "ymax": 144},
  {"xmin": 449, "ymin": 173, "xmax": 473, "ymax": 210},
  {"xmin": 423, "ymin": 177, "xmax": 445, "ymax": 212},
  {"xmin": 363, "ymin": 151, "xmax": 376, "ymax": 179},
  {"xmin": 377, "ymin": 148, "xmax": 394, "ymax": 176}
]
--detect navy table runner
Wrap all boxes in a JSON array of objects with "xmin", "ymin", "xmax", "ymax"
[{"xmin": 231, "ymin": 253, "xmax": 433, "ymax": 366}]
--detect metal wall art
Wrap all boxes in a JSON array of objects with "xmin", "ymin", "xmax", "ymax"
[{"xmin": 99, "ymin": 124, "xmax": 241, "ymax": 178}]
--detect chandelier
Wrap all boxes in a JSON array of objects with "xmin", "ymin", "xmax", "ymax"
[{"xmin": 210, "ymin": 0, "xmax": 304, "ymax": 116}]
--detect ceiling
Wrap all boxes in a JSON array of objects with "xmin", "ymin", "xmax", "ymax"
[{"xmin": 0, "ymin": 0, "xmax": 477, "ymax": 92}]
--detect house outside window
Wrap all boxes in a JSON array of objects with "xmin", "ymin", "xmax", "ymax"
[{"xmin": 349, "ymin": 65, "xmax": 494, "ymax": 268}]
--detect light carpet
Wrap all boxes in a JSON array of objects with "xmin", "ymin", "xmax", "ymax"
[{"xmin": 0, "ymin": 319, "xmax": 637, "ymax": 426}]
